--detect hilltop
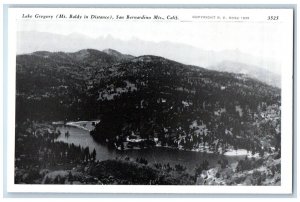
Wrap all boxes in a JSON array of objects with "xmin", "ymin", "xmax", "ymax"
[{"xmin": 16, "ymin": 49, "xmax": 281, "ymax": 155}]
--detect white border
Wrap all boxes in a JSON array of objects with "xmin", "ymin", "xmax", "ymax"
[{"xmin": 5, "ymin": 7, "xmax": 294, "ymax": 194}]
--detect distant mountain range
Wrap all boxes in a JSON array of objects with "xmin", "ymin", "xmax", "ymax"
[
  {"xmin": 16, "ymin": 48, "xmax": 281, "ymax": 154},
  {"xmin": 17, "ymin": 31, "xmax": 281, "ymax": 87},
  {"xmin": 209, "ymin": 61, "xmax": 281, "ymax": 88}
]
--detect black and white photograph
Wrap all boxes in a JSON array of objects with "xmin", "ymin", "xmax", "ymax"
[{"xmin": 5, "ymin": 7, "xmax": 294, "ymax": 193}]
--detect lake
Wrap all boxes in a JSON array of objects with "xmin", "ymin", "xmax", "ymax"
[{"xmin": 55, "ymin": 125, "xmax": 246, "ymax": 174}]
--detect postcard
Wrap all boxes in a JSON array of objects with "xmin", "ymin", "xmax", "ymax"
[{"xmin": 5, "ymin": 7, "xmax": 294, "ymax": 194}]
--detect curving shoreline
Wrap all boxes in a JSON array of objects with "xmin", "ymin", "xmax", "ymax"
[
  {"xmin": 56, "ymin": 120, "xmax": 260, "ymax": 159},
  {"xmin": 53, "ymin": 120, "xmax": 100, "ymax": 131}
]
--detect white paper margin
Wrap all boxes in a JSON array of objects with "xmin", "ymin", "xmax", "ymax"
[{"xmin": 6, "ymin": 7, "xmax": 294, "ymax": 194}]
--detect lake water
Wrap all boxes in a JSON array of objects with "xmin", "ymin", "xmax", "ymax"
[{"xmin": 55, "ymin": 126, "xmax": 245, "ymax": 174}]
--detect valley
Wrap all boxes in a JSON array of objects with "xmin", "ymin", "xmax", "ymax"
[{"xmin": 15, "ymin": 48, "xmax": 281, "ymax": 185}]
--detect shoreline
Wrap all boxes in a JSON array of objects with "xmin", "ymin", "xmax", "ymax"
[
  {"xmin": 53, "ymin": 120, "xmax": 100, "ymax": 132},
  {"xmin": 54, "ymin": 120, "xmax": 260, "ymax": 158}
]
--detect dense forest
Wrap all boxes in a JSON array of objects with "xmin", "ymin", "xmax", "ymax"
[{"xmin": 15, "ymin": 48, "xmax": 281, "ymax": 185}]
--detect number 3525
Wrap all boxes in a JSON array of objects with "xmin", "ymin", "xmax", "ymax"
[{"xmin": 268, "ymin": 16, "xmax": 279, "ymax": 20}]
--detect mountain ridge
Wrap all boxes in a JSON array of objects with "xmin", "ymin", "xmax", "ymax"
[
  {"xmin": 16, "ymin": 48, "xmax": 281, "ymax": 157},
  {"xmin": 18, "ymin": 48, "xmax": 280, "ymax": 89},
  {"xmin": 17, "ymin": 31, "xmax": 281, "ymax": 86}
]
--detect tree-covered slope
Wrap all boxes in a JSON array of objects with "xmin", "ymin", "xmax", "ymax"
[{"xmin": 16, "ymin": 49, "xmax": 281, "ymax": 155}]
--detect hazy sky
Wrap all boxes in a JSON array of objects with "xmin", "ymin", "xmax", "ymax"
[{"xmin": 17, "ymin": 19, "xmax": 283, "ymax": 64}]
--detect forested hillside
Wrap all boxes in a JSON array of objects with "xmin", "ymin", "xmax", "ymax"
[{"xmin": 16, "ymin": 49, "xmax": 281, "ymax": 155}]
